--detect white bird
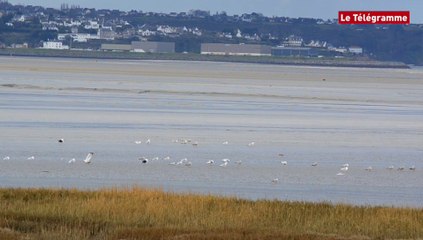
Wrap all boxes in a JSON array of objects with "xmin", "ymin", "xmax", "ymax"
[
  {"xmin": 169, "ymin": 162, "xmax": 177, "ymax": 165},
  {"xmin": 163, "ymin": 156, "xmax": 171, "ymax": 160},
  {"xmin": 222, "ymin": 141, "xmax": 229, "ymax": 145},
  {"xmin": 145, "ymin": 139, "xmax": 151, "ymax": 144},
  {"xmin": 3, "ymin": 156, "xmax": 10, "ymax": 161},
  {"xmin": 68, "ymin": 158, "xmax": 76, "ymax": 164},
  {"xmin": 235, "ymin": 160, "xmax": 242, "ymax": 165},
  {"xmin": 342, "ymin": 163, "xmax": 349, "ymax": 167},
  {"xmin": 219, "ymin": 161, "xmax": 228, "ymax": 167},
  {"xmin": 134, "ymin": 141, "xmax": 142, "ymax": 144},
  {"xmin": 221, "ymin": 158, "xmax": 230, "ymax": 163},
  {"xmin": 340, "ymin": 166, "xmax": 349, "ymax": 172},
  {"xmin": 409, "ymin": 166, "xmax": 416, "ymax": 171},
  {"xmin": 206, "ymin": 160, "xmax": 215, "ymax": 165},
  {"xmin": 58, "ymin": 138, "xmax": 64, "ymax": 143},
  {"xmin": 177, "ymin": 158, "xmax": 188, "ymax": 165},
  {"xmin": 139, "ymin": 157, "xmax": 148, "ymax": 164},
  {"xmin": 365, "ymin": 166, "xmax": 373, "ymax": 171},
  {"xmin": 271, "ymin": 178, "xmax": 279, "ymax": 184},
  {"xmin": 387, "ymin": 165, "xmax": 394, "ymax": 170},
  {"xmin": 281, "ymin": 161, "xmax": 288, "ymax": 165},
  {"xmin": 152, "ymin": 157, "xmax": 159, "ymax": 161},
  {"xmin": 185, "ymin": 161, "xmax": 192, "ymax": 167},
  {"xmin": 83, "ymin": 152, "xmax": 94, "ymax": 164},
  {"xmin": 27, "ymin": 156, "xmax": 35, "ymax": 160},
  {"xmin": 247, "ymin": 142, "xmax": 255, "ymax": 147},
  {"xmin": 311, "ymin": 162, "xmax": 318, "ymax": 167},
  {"xmin": 336, "ymin": 172, "xmax": 345, "ymax": 176}
]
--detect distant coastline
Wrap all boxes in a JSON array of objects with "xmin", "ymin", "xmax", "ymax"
[{"xmin": 0, "ymin": 48, "xmax": 410, "ymax": 69}]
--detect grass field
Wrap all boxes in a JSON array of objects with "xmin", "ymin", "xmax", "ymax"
[{"xmin": 0, "ymin": 187, "xmax": 421, "ymax": 240}]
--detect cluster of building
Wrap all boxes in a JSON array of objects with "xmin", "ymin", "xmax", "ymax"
[
  {"xmin": 199, "ymin": 35, "xmax": 362, "ymax": 57},
  {"xmin": 40, "ymin": 33, "xmax": 363, "ymax": 57},
  {"xmin": 1, "ymin": 1, "xmax": 364, "ymax": 57},
  {"xmin": 83, "ymin": 37, "xmax": 362, "ymax": 58}
]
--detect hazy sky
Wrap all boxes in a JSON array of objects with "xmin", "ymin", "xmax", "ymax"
[{"xmin": 8, "ymin": 0, "xmax": 423, "ymax": 23}]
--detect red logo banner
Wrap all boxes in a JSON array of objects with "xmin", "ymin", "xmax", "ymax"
[{"xmin": 338, "ymin": 11, "xmax": 410, "ymax": 24}]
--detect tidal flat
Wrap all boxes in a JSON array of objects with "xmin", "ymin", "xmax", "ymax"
[{"xmin": 0, "ymin": 56, "xmax": 422, "ymax": 207}]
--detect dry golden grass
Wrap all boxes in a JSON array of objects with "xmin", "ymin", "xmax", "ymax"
[{"xmin": 0, "ymin": 187, "xmax": 421, "ymax": 240}]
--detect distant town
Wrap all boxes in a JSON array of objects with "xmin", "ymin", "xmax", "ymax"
[{"xmin": 0, "ymin": 1, "xmax": 422, "ymax": 65}]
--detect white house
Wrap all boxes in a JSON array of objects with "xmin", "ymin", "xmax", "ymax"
[
  {"xmin": 349, "ymin": 46, "xmax": 363, "ymax": 54},
  {"xmin": 42, "ymin": 41, "xmax": 69, "ymax": 50},
  {"xmin": 84, "ymin": 20, "xmax": 100, "ymax": 30}
]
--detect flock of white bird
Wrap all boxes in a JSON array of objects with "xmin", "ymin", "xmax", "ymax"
[
  {"xmin": 136, "ymin": 138, "xmax": 251, "ymax": 168},
  {"xmin": 133, "ymin": 138, "xmax": 417, "ymax": 184},
  {"xmin": 1, "ymin": 137, "xmax": 418, "ymax": 184}
]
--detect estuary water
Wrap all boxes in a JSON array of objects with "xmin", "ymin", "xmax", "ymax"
[{"xmin": 1, "ymin": 57, "xmax": 422, "ymax": 207}]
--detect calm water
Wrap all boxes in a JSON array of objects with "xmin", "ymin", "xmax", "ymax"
[{"xmin": 1, "ymin": 58, "xmax": 422, "ymax": 207}]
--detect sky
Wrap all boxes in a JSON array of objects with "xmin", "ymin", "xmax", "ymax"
[{"xmin": 7, "ymin": 0, "xmax": 423, "ymax": 23}]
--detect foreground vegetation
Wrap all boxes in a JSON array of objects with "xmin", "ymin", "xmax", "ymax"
[{"xmin": 0, "ymin": 187, "xmax": 422, "ymax": 240}]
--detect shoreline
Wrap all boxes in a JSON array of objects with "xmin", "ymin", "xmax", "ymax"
[
  {"xmin": 0, "ymin": 186, "xmax": 421, "ymax": 210},
  {"xmin": 0, "ymin": 48, "xmax": 410, "ymax": 69}
]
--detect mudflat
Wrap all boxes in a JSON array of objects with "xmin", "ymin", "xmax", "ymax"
[{"xmin": 1, "ymin": 56, "xmax": 422, "ymax": 206}]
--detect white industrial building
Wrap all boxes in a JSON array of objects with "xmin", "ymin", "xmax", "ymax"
[{"xmin": 58, "ymin": 33, "xmax": 100, "ymax": 42}]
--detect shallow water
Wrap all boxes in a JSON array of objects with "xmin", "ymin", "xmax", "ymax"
[{"xmin": 1, "ymin": 57, "xmax": 422, "ymax": 207}]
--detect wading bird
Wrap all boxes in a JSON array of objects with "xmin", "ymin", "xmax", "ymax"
[
  {"xmin": 340, "ymin": 166, "xmax": 349, "ymax": 172},
  {"xmin": 83, "ymin": 152, "xmax": 94, "ymax": 164},
  {"xmin": 139, "ymin": 157, "xmax": 148, "ymax": 164},
  {"xmin": 219, "ymin": 161, "xmax": 228, "ymax": 167}
]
